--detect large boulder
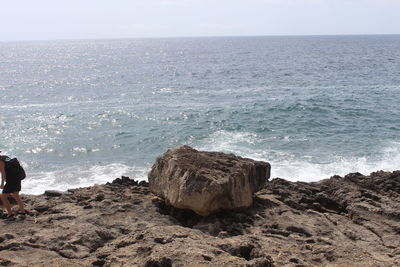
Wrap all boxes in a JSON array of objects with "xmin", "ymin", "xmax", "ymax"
[{"xmin": 148, "ymin": 146, "xmax": 271, "ymax": 216}]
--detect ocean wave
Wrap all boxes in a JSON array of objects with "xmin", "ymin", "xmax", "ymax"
[
  {"xmin": 195, "ymin": 130, "xmax": 400, "ymax": 182},
  {"xmin": 1, "ymin": 99, "xmax": 102, "ymax": 110},
  {"xmin": 22, "ymin": 163, "xmax": 148, "ymax": 195},
  {"xmin": 271, "ymin": 151, "xmax": 400, "ymax": 182},
  {"xmin": 19, "ymin": 131, "xmax": 400, "ymax": 195}
]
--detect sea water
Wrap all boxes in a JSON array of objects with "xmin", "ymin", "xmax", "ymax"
[{"xmin": 1, "ymin": 35, "xmax": 400, "ymax": 194}]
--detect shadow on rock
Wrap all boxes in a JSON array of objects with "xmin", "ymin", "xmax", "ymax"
[{"xmin": 153, "ymin": 195, "xmax": 276, "ymax": 237}]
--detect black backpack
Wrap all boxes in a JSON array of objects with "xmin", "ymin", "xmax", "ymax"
[{"xmin": 0, "ymin": 156, "xmax": 26, "ymax": 181}]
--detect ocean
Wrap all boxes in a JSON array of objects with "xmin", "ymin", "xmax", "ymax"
[{"xmin": 1, "ymin": 35, "xmax": 400, "ymax": 194}]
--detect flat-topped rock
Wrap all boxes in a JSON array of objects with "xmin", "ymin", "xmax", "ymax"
[{"xmin": 148, "ymin": 146, "xmax": 271, "ymax": 216}]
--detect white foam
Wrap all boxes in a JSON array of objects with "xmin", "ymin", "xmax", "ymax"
[
  {"xmin": 197, "ymin": 130, "xmax": 260, "ymax": 153},
  {"xmin": 1, "ymin": 99, "xmax": 100, "ymax": 110},
  {"xmin": 272, "ymin": 147, "xmax": 400, "ymax": 182},
  {"xmin": 20, "ymin": 132, "xmax": 400, "ymax": 194},
  {"xmin": 22, "ymin": 163, "xmax": 149, "ymax": 195},
  {"xmin": 196, "ymin": 130, "xmax": 400, "ymax": 182}
]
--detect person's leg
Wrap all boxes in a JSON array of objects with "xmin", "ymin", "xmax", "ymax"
[
  {"xmin": 0, "ymin": 193, "xmax": 13, "ymax": 216},
  {"xmin": 11, "ymin": 192, "xmax": 26, "ymax": 213}
]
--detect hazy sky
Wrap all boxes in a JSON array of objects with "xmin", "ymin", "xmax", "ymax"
[{"xmin": 1, "ymin": 0, "xmax": 400, "ymax": 41}]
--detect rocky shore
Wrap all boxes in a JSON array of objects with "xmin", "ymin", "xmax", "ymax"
[{"xmin": 0, "ymin": 169, "xmax": 398, "ymax": 266}]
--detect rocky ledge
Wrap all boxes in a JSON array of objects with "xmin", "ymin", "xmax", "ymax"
[{"xmin": 0, "ymin": 173, "xmax": 399, "ymax": 266}]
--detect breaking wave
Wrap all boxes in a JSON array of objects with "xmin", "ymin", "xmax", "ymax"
[
  {"xmin": 196, "ymin": 130, "xmax": 400, "ymax": 182},
  {"xmin": 23, "ymin": 163, "xmax": 148, "ymax": 195}
]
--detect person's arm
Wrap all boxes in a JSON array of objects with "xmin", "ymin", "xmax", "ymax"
[{"xmin": 0, "ymin": 161, "xmax": 5, "ymax": 189}]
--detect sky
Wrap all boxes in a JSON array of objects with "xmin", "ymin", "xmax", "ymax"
[{"xmin": 1, "ymin": 0, "xmax": 400, "ymax": 41}]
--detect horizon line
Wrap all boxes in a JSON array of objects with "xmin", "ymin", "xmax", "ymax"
[{"xmin": 1, "ymin": 33, "xmax": 400, "ymax": 43}]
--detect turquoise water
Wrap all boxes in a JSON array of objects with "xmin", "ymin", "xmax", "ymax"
[{"xmin": 1, "ymin": 35, "xmax": 400, "ymax": 194}]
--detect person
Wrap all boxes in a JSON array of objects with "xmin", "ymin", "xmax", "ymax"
[{"xmin": 0, "ymin": 152, "xmax": 28, "ymax": 218}]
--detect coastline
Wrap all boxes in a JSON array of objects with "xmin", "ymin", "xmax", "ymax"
[{"xmin": 0, "ymin": 170, "xmax": 399, "ymax": 266}]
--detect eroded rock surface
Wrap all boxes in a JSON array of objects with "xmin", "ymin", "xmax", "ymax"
[
  {"xmin": 149, "ymin": 146, "xmax": 271, "ymax": 216},
  {"xmin": 0, "ymin": 170, "xmax": 399, "ymax": 266}
]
